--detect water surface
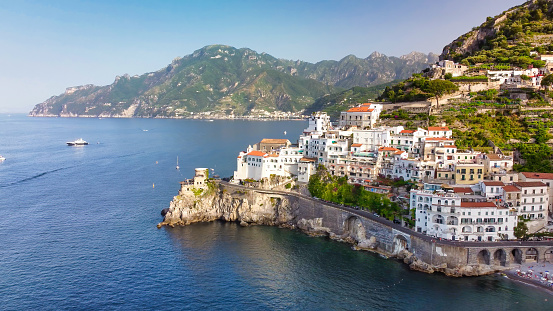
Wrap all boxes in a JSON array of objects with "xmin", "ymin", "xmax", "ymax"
[{"xmin": 0, "ymin": 115, "xmax": 550, "ymax": 310}]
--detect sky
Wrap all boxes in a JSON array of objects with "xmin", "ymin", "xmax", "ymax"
[{"xmin": 0, "ymin": 0, "xmax": 524, "ymax": 113}]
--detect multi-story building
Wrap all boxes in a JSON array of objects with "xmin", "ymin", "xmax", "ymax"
[
  {"xmin": 454, "ymin": 163, "xmax": 485, "ymax": 185},
  {"xmin": 234, "ymin": 146, "xmax": 304, "ymax": 181},
  {"xmin": 520, "ymin": 172, "xmax": 553, "ymax": 214},
  {"xmin": 339, "ymin": 103, "xmax": 382, "ymax": 129},
  {"xmin": 411, "ymin": 188, "xmax": 517, "ymax": 241},
  {"xmin": 513, "ymin": 181, "xmax": 548, "ymax": 232},
  {"xmin": 427, "ymin": 126, "xmax": 452, "ymax": 138}
]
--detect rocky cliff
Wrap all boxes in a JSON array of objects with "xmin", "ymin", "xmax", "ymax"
[{"xmin": 158, "ymin": 181, "xmax": 507, "ymax": 277}]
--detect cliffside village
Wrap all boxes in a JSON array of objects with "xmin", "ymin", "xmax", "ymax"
[
  {"xmin": 232, "ymin": 104, "xmax": 553, "ymax": 243},
  {"xmin": 431, "ymin": 52, "xmax": 553, "ymax": 89}
]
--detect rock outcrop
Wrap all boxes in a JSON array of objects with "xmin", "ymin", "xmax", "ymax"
[{"xmin": 158, "ymin": 182, "xmax": 506, "ymax": 277}]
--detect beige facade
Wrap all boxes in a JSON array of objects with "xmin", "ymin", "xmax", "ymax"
[{"xmin": 454, "ymin": 163, "xmax": 485, "ymax": 185}]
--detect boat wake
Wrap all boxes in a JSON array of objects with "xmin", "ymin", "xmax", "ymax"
[{"xmin": 0, "ymin": 167, "xmax": 74, "ymax": 188}]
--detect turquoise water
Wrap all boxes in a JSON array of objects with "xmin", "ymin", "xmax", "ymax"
[{"xmin": 0, "ymin": 114, "xmax": 551, "ymax": 310}]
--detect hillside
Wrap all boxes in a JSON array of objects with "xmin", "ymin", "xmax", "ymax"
[
  {"xmin": 441, "ymin": 0, "xmax": 553, "ymax": 66},
  {"xmin": 29, "ymin": 45, "xmax": 437, "ymax": 118},
  {"xmin": 304, "ymin": 81, "xmax": 400, "ymax": 119}
]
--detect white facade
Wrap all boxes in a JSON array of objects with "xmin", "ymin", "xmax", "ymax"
[
  {"xmin": 233, "ymin": 146, "xmax": 304, "ymax": 181},
  {"xmin": 411, "ymin": 189, "xmax": 517, "ymax": 241},
  {"xmin": 339, "ymin": 103, "xmax": 382, "ymax": 129}
]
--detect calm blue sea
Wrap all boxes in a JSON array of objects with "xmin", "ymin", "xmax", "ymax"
[{"xmin": 0, "ymin": 114, "xmax": 551, "ymax": 310}]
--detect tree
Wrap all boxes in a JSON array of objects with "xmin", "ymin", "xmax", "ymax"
[
  {"xmin": 426, "ymin": 79, "xmax": 459, "ymax": 108},
  {"xmin": 541, "ymin": 74, "xmax": 553, "ymax": 90},
  {"xmin": 514, "ymin": 217, "xmax": 529, "ymax": 240}
]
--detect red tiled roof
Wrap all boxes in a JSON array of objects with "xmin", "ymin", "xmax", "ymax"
[
  {"xmin": 361, "ymin": 103, "xmax": 372, "ymax": 106},
  {"xmin": 514, "ymin": 181, "xmax": 547, "ymax": 187},
  {"xmin": 400, "ymin": 130, "xmax": 414, "ymax": 134},
  {"xmin": 425, "ymin": 137, "xmax": 452, "ymax": 141},
  {"xmin": 300, "ymin": 157, "xmax": 317, "ymax": 162},
  {"xmin": 394, "ymin": 150, "xmax": 405, "ymax": 155},
  {"xmin": 482, "ymin": 181, "xmax": 505, "ymax": 186},
  {"xmin": 502, "ymin": 185, "xmax": 520, "ymax": 192},
  {"xmin": 347, "ymin": 107, "xmax": 374, "ymax": 112},
  {"xmin": 461, "ymin": 202, "xmax": 497, "ymax": 208},
  {"xmin": 379, "ymin": 147, "xmax": 399, "ymax": 151},
  {"xmin": 428, "ymin": 126, "xmax": 450, "ymax": 131},
  {"xmin": 444, "ymin": 145, "xmax": 457, "ymax": 148},
  {"xmin": 247, "ymin": 151, "xmax": 267, "ymax": 157},
  {"xmin": 522, "ymin": 172, "xmax": 553, "ymax": 180},
  {"xmin": 351, "ymin": 143, "xmax": 363, "ymax": 147}
]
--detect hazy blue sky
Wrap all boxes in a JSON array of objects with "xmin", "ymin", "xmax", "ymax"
[{"xmin": 0, "ymin": 0, "xmax": 523, "ymax": 113}]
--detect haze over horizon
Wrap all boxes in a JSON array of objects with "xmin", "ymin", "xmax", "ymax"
[{"xmin": 0, "ymin": 0, "xmax": 523, "ymax": 113}]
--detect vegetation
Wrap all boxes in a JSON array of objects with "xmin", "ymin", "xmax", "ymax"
[
  {"xmin": 31, "ymin": 45, "xmax": 436, "ymax": 118},
  {"xmin": 448, "ymin": 111, "xmax": 553, "ymax": 172},
  {"xmin": 443, "ymin": 0, "xmax": 553, "ymax": 68},
  {"xmin": 513, "ymin": 217, "xmax": 529, "ymax": 240},
  {"xmin": 304, "ymin": 81, "xmax": 401, "ymax": 119},
  {"xmin": 308, "ymin": 166, "xmax": 403, "ymax": 220},
  {"xmin": 427, "ymin": 79, "xmax": 459, "ymax": 107}
]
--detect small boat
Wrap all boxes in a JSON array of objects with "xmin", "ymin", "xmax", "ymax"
[
  {"xmin": 176, "ymin": 156, "xmax": 180, "ymax": 170},
  {"xmin": 66, "ymin": 138, "xmax": 88, "ymax": 146},
  {"xmin": 0, "ymin": 155, "xmax": 5, "ymax": 162}
]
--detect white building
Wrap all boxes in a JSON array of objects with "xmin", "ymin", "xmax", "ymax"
[
  {"xmin": 519, "ymin": 172, "xmax": 553, "ymax": 214},
  {"xmin": 233, "ymin": 146, "xmax": 304, "ymax": 181},
  {"xmin": 339, "ymin": 103, "xmax": 383, "ymax": 129},
  {"xmin": 411, "ymin": 189, "xmax": 517, "ymax": 241}
]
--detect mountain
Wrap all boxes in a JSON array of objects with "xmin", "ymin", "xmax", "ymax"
[
  {"xmin": 441, "ymin": 0, "xmax": 553, "ymax": 67},
  {"xmin": 30, "ymin": 45, "xmax": 437, "ymax": 118}
]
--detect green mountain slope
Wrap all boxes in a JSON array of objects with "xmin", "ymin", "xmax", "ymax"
[
  {"xmin": 441, "ymin": 0, "xmax": 553, "ymax": 66},
  {"xmin": 30, "ymin": 45, "xmax": 437, "ymax": 118}
]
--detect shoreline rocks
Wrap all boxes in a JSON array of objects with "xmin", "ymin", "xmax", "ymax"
[{"xmin": 157, "ymin": 183, "xmax": 507, "ymax": 278}]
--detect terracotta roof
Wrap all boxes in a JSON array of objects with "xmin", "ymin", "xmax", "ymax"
[
  {"xmin": 361, "ymin": 103, "xmax": 372, "ymax": 106},
  {"xmin": 260, "ymin": 138, "xmax": 289, "ymax": 144},
  {"xmin": 400, "ymin": 130, "xmax": 414, "ymax": 134},
  {"xmin": 482, "ymin": 181, "xmax": 505, "ymax": 186},
  {"xmin": 347, "ymin": 107, "xmax": 374, "ymax": 113},
  {"xmin": 444, "ymin": 145, "xmax": 457, "ymax": 148},
  {"xmin": 522, "ymin": 172, "xmax": 553, "ymax": 180},
  {"xmin": 461, "ymin": 202, "xmax": 497, "ymax": 208},
  {"xmin": 502, "ymin": 185, "xmax": 520, "ymax": 192},
  {"xmin": 247, "ymin": 151, "xmax": 267, "ymax": 157},
  {"xmin": 379, "ymin": 147, "xmax": 399, "ymax": 151},
  {"xmin": 300, "ymin": 157, "xmax": 317, "ymax": 162},
  {"xmin": 394, "ymin": 150, "xmax": 405, "ymax": 155},
  {"xmin": 486, "ymin": 153, "xmax": 503, "ymax": 160},
  {"xmin": 351, "ymin": 143, "xmax": 363, "ymax": 147},
  {"xmin": 453, "ymin": 187, "xmax": 473, "ymax": 193},
  {"xmin": 425, "ymin": 137, "xmax": 452, "ymax": 141},
  {"xmin": 428, "ymin": 126, "xmax": 450, "ymax": 131},
  {"xmin": 514, "ymin": 181, "xmax": 547, "ymax": 188}
]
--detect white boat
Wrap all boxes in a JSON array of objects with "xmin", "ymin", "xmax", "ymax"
[
  {"xmin": 176, "ymin": 156, "xmax": 180, "ymax": 170},
  {"xmin": 0, "ymin": 155, "xmax": 5, "ymax": 162},
  {"xmin": 66, "ymin": 138, "xmax": 89, "ymax": 146}
]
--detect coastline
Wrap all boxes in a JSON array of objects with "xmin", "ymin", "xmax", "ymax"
[
  {"xmin": 503, "ymin": 263, "xmax": 553, "ymax": 294},
  {"xmin": 27, "ymin": 114, "xmax": 308, "ymax": 121},
  {"xmin": 159, "ymin": 180, "xmax": 553, "ymax": 279}
]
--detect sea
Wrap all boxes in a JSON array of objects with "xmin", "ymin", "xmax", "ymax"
[{"xmin": 0, "ymin": 114, "xmax": 551, "ymax": 311}]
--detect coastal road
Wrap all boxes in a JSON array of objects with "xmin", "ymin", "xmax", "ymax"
[{"xmin": 219, "ymin": 181, "xmax": 553, "ymax": 248}]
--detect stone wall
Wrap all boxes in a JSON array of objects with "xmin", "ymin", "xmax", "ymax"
[{"xmin": 159, "ymin": 182, "xmax": 553, "ymax": 276}]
